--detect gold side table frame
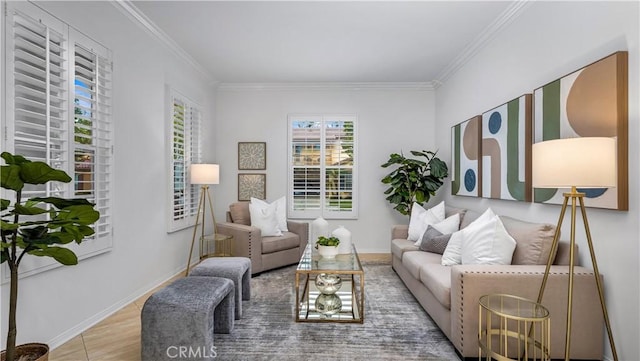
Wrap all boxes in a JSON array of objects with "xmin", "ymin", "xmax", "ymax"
[
  {"xmin": 201, "ymin": 233, "xmax": 234, "ymax": 258},
  {"xmin": 479, "ymin": 294, "xmax": 550, "ymax": 361}
]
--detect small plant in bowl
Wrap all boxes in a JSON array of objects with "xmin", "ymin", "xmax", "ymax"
[{"xmin": 315, "ymin": 236, "xmax": 340, "ymax": 259}]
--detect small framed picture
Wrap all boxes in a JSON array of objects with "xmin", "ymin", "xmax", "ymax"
[
  {"xmin": 238, "ymin": 174, "xmax": 266, "ymax": 201},
  {"xmin": 238, "ymin": 142, "xmax": 267, "ymax": 170}
]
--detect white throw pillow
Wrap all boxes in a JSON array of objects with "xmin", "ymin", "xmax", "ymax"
[
  {"xmin": 249, "ymin": 202, "xmax": 282, "ymax": 237},
  {"xmin": 407, "ymin": 201, "xmax": 446, "ymax": 241},
  {"xmin": 461, "ymin": 215, "xmax": 516, "ymax": 265},
  {"xmin": 413, "ymin": 213, "xmax": 460, "ymax": 246},
  {"xmin": 441, "ymin": 208, "xmax": 496, "ymax": 266},
  {"xmin": 251, "ymin": 197, "xmax": 288, "ymax": 232}
]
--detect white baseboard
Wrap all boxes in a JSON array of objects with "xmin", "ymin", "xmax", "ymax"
[{"xmin": 47, "ymin": 265, "xmax": 186, "ymax": 350}]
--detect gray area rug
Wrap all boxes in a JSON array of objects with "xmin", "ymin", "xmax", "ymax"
[{"xmin": 214, "ymin": 262, "xmax": 460, "ymax": 360}]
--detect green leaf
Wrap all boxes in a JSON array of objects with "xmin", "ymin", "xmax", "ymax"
[
  {"xmin": 1, "ymin": 199, "xmax": 9, "ymax": 211},
  {"xmin": 20, "ymin": 161, "xmax": 72, "ymax": 185},
  {"xmin": 30, "ymin": 197, "xmax": 94, "ymax": 209},
  {"xmin": 28, "ymin": 246, "xmax": 78, "ymax": 265},
  {"xmin": 415, "ymin": 190, "xmax": 425, "ymax": 203},
  {"xmin": 14, "ymin": 204, "xmax": 49, "ymax": 215},
  {"xmin": 1, "ymin": 220, "xmax": 20, "ymax": 231},
  {"xmin": 1, "ymin": 152, "xmax": 29, "ymax": 165},
  {"xmin": 54, "ymin": 205, "xmax": 100, "ymax": 225},
  {"xmin": 1, "ymin": 165, "xmax": 24, "ymax": 191}
]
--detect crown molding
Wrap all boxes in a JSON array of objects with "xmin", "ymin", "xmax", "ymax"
[
  {"xmin": 432, "ymin": 0, "xmax": 533, "ymax": 88},
  {"xmin": 216, "ymin": 82, "xmax": 436, "ymax": 91},
  {"xmin": 111, "ymin": 0, "xmax": 213, "ymax": 82}
]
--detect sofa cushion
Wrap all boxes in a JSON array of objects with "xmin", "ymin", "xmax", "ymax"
[
  {"xmin": 459, "ymin": 209, "xmax": 482, "ymax": 229},
  {"xmin": 418, "ymin": 263, "xmax": 452, "ymax": 309},
  {"xmin": 402, "ymin": 251, "xmax": 442, "ymax": 280},
  {"xmin": 229, "ymin": 202, "xmax": 251, "ymax": 225},
  {"xmin": 262, "ymin": 232, "xmax": 300, "ymax": 254},
  {"xmin": 460, "ymin": 213, "xmax": 516, "ymax": 265},
  {"xmin": 407, "ymin": 201, "xmax": 445, "ymax": 241},
  {"xmin": 500, "ymin": 216, "xmax": 557, "ymax": 265},
  {"xmin": 419, "ymin": 226, "xmax": 453, "ymax": 254},
  {"xmin": 391, "ymin": 239, "xmax": 418, "ymax": 260}
]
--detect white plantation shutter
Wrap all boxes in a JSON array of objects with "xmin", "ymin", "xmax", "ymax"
[
  {"xmin": 168, "ymin": 89, "xmax": 202, "ymax": 232},
  {"xmin": 3, "ymin": 2, "xmax": 114, "ymax": 278},
  {"xmin": 7, "ymin": 6, "xmax": 69, "ymax": 201},
  {"xmin": 288, "ymin": 115, "xmax": 358, "ymax": 219},
  {"xmin": 70, "ymin": 31, "xmax": 114, "ymax": 247}
]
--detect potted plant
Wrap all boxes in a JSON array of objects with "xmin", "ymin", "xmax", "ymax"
[
  {"xmin": 381, "ymin": 150, "xmax": 448, "ymax": 216},
  {"xmin": 1, "ymin": 153, "xmax": 100, "ymax": 361},
  {"xmin": 315, "ymin": 236, "xmax": 340, "ymax": 259}
]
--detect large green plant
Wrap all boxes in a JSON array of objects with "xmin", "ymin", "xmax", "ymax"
[
  {"xmin": 1, "ymin": 152, "xmax": 99, "ymax": 361},
  {"xmin": 381, "ymin": 150, "xmax": 448, "ymax": 216}
]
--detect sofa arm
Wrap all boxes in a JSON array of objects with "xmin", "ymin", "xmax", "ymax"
[
  {"xmin": 391, "ymin": 225, "xmax": 409, "ymax": 240},
  {"xmin": 216, "ymin": 222, "xmax": 263, "ymax": 273},
  {"xmin": 450, "ymin": 264, "xmax": 603, "ymax": 360},
  {"xmin": 287, "ymin": 220, "xmax": 309, "ymax": 256}
]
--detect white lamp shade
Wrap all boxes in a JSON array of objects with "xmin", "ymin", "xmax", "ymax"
[
  {"xmin": 190, "ymin": 164, "xmax": 220, "ymax": 185},
  {"xmin": 532, "ymin": 137, "xmax": 616, "ymax": 189}
]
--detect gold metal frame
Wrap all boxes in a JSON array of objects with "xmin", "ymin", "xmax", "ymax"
[
  {"xmin": 295, "ymin": 245, "xmax": 365, "ymax": 323},
  {"xmin": 536, "ymin": 187, "xmax": 618, "ymax": 361},
  {"xmin": 479, "ymin": 294, "xmax": 550, "ymax": 361},
  {"xmin": 185, "ymin": 185, "xmax": 217, "ymax": 276}
]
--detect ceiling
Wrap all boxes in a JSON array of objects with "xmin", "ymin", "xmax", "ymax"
[{"xmin": 130, "ymin": 1, "xmax": 517, "ymax": 84}]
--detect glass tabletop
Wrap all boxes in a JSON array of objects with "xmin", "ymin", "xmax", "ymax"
[
  {"xmin": 479, "ymin": 294, "xmax": 549, "ymax": 320},
  {"xmin": 297, "ymin": 244, "xmax": 362, "ymax": 273}
]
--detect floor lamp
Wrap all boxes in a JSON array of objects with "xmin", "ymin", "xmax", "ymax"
[
  {"xmin": 532, "ymin": 137, "xmax": 618, "ymax": 361},
  {"xmin": 185, "ymin": 163, "xmax": 220, "ymax": 276}
]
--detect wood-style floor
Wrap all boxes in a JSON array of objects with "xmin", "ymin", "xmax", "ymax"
[{"xmin": 49, "ymin": 253, "xmax": 392, "ymax": 361}]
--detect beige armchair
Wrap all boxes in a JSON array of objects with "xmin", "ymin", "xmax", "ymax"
[{"xmin": 216, "ymin": 202, "xmax": 309, "ymax": 275}]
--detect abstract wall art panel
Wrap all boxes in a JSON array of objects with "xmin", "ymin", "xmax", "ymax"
[
  {"xmin": 481, "ymin": 94, "xmax": 532, "ymax": 202},
  {"xmin": 533, "ymin": 51, "xmax": 628, "ymax": 210},
  {"xmin": 451, "ymin": 116, "xmax": 482, "ymax": 197},
  {"xmin": 238, "ymin": 173, "xmax": 266, "ymax": 201}
]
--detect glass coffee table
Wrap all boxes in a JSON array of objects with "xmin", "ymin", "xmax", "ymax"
[{"xmin": 295, "ymin": 244, "xmax": 365, "ymax": 323}]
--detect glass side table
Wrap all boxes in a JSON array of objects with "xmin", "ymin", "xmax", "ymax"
[
  {"xmin": 479, "ymin": 294, "xmax": 550, "ymax": 361},
  {"xmin": 201, "ymin": 233, "xmax": 234, "ymax": 258}
]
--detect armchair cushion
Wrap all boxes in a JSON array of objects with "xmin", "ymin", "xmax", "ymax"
[
  {"xmin": 262, "ymin": 232, "xmax": 300, "ymax": 254},
  {"xmin": 229, "ymin": 202, "xmax": 250, "ymax": 225}
]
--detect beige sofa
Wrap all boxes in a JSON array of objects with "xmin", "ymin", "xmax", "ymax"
[
  {"xmin": 391, "ymin": 207, "xmax": 604, "ymax": 360},
  {"xmin": 217, "ymin": 202, "xmax": 309, "ymax": 275}
]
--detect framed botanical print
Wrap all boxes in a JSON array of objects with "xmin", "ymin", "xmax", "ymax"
[
  {"xmin": 238, "ymin": 142, "xmax": 266, "ymax": 170},
  {"xmin": 238, "ymin": 173, "xmax": 266, "ymax": 201}
]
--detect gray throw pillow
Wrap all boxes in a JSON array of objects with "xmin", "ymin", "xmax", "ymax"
[{"xmin": 419, "ymin": 225, "xmax": 453, "ymax": 254}]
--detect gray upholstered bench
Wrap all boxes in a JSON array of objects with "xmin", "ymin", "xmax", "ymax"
[
  {"xmin": 189, "ymin": 257, "xmax": 251, "ymax": 320},
  {"xmin": 141, "ymin": 276, "xmax": 234, "ymax": 361}
]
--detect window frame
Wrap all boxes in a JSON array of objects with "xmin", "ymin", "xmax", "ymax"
[
  {"xmin": 166, "ymin": 87, "xmax": 202, "ymax": 232},
  {"xmin": 2, "ymin": 2, "xmax": 114, "ymax": 280},
  {"xmin": 287, "ymin": 114, "xmax": 358, "ymax": 220}
]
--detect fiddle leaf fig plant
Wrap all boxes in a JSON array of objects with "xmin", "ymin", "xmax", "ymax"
[
  {"xmin": 1, "ymin": 152, "xmax": 100, "ymax": 361},
  {"xmin": 381, "ymin": 150, "xmax": 448, "ymax": 216}
]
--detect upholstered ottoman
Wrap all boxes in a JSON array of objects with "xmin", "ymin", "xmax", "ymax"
[
  {"xmin": 141, "ymin": 276, "xmax": 234, "ymax": 361},
  {"xmin": 189, "ymin": 257, "xmax": 251, "ymax": 319}
]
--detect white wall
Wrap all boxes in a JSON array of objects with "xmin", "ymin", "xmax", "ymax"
[
  {"xmin": 214, "ymin": 86, "xmax": 436, "ymax": 252},
  {"xmin": 0, "ymin": 1, "xmax": 216, "ymax": 348},
  {"xmin": 435, "ymin": 2, "xmax": 639, "ymax": 359}
]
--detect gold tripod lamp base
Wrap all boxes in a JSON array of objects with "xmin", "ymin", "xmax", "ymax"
[{"xmin": 535, "ymin": 188, "xmax": 618, "ymax": 361}]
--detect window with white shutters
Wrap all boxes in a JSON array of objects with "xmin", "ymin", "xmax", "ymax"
[
  {"xmin": 167, "ymin": 89, "xmax": 201, "ymax": 232},
  {"xmin": 3, "ymin": 2, "xmax": 114, "ymax": 278},
  {"xmin": 288, "ymin": 115, "xmax": 357, "ymax": 219}
]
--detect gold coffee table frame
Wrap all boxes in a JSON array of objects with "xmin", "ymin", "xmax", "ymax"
[
  {"xmin": 295, "ymin": 244, "xmax": 364, "ymax": 323},
  {"xmin": 479, "ymin": 294, "xmax": 550, "ymax": 361}
]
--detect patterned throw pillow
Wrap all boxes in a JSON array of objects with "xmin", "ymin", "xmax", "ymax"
[{"xmin": 419, "ymin": 225, "xmax": 453, "ymax": 254}]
